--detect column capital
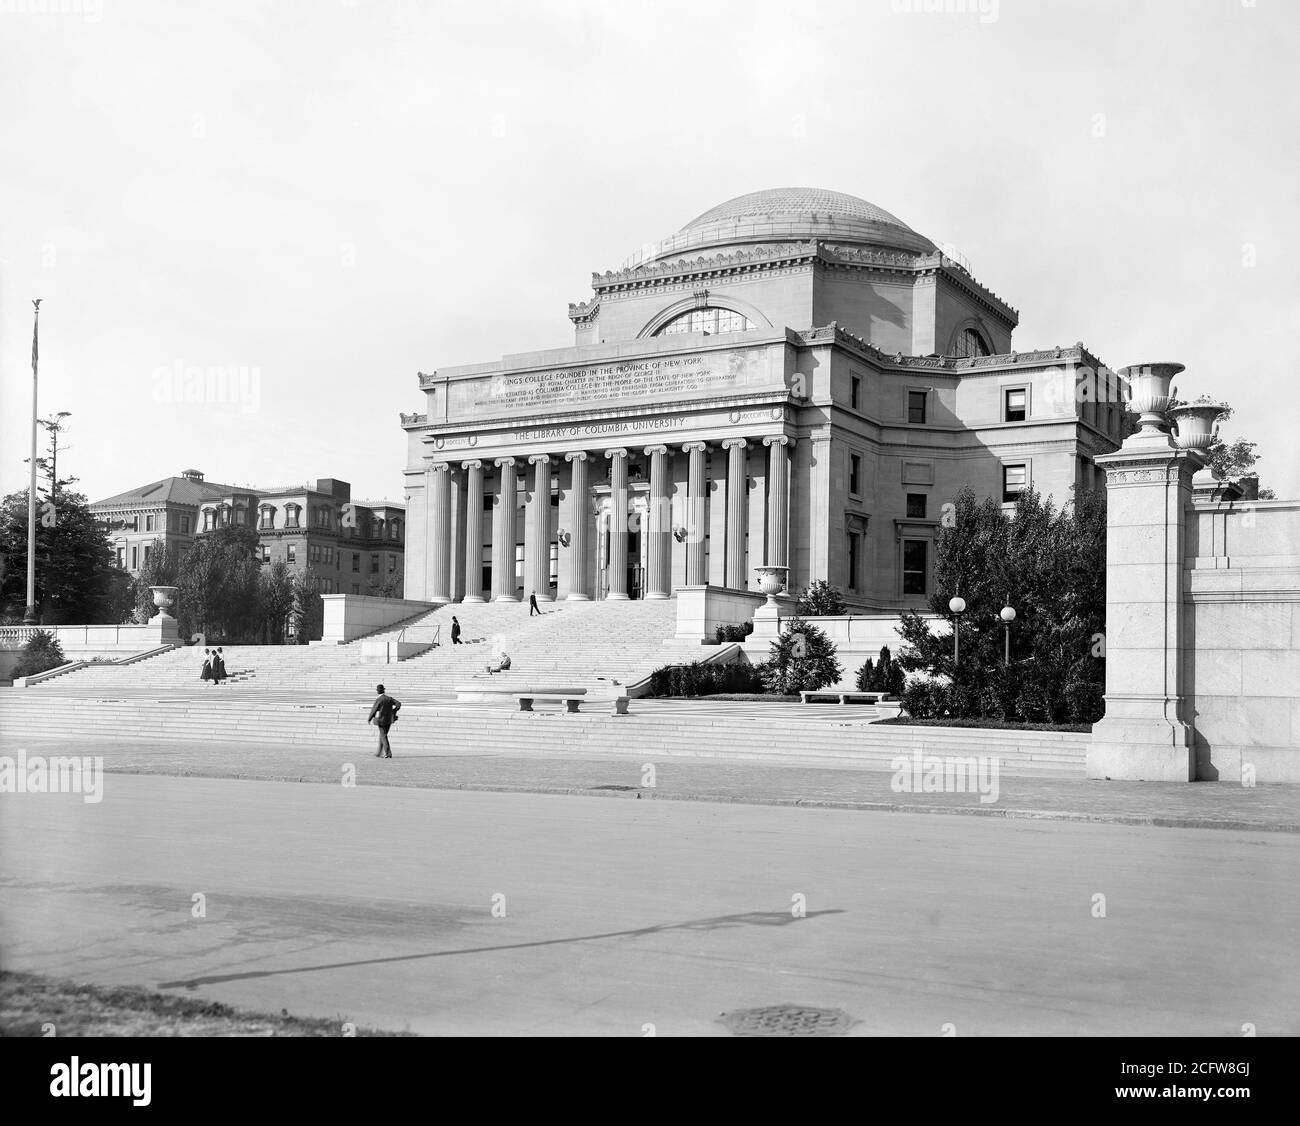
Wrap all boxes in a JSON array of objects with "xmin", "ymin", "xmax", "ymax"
[
  {"xmin": 430, "ymin": 461, "xmax": 452, "ymax": 474},
  {"xmin": 721, "ymin": 437, "xmax": 749, "ymax": 451},
  {"xmin": 528, "ymin": 453, "xmax": 552, "ymax": 466},
  {"xmin": 681, "ymin": 441, "xmax": 707, "ymax": 454},
  {"xmin": 604, "ymin": 447, "xmax": 628, "ymax": 460},
  {"xmin": 643, "ymin": 444, "xmax": 669, "ymax": 457},
  {"xmin": 564, "ymin": 450, "xmax": 589, "ymax": 463},
  {"xmin": 461, "ymin": 459, "xmax": 483, "ymax": 471},
  {"xmin": 762, "ymin": 434, "xmax": 791, "ymax": 448},
  {"xmin": 494, "ymin": 456, "xmax": 516, "ymax": 469}
]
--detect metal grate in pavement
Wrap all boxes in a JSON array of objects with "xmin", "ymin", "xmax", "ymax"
[{"xmin": 719, "ymin": 1004, "xmax": 853, "ymax": 1037}]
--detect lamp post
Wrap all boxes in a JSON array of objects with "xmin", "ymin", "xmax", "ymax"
[
  {"xmin": 948, "ymin": 595, "xmax": 966, "ymax": 667},
  {"xmin": 1000, "ymin": 600, "xmax": 1016, "ymax": 665}
]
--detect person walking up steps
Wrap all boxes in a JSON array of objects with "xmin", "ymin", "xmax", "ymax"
[
  {"xmin": 451, "ymin": 615, "xmax": 462, "ymax": 644},
  {"xmin": 212, "ymin": 647, "xmax": 227, "ymax": 685},
  {"xmin": 368, "ymin": 683, "xmax": 401, "ymax": 758},
  {"xmin": 201, "ymin": 649, "xmax": 213, "ymax": 684},
  {"xmin": 529, "ymin": 592, "xmax": 540, "ymax": 616}
]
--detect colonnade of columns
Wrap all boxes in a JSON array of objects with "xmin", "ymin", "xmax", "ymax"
[{"xmin": 423, "ymin": 436, "xmax": 792, "ymax": 603}]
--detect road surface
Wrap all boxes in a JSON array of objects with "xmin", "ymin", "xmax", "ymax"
[{"xmin": 2, "ymin": 776, "xmax": 1296, "ymax": 1035}]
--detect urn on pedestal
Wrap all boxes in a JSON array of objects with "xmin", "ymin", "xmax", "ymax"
[
  {"xmin": 1119, "ymin": 362, "xmax": 1184, "ymax": 437},
  {"xmin": 149, "ymin": 586, "xmax": 178, "ymax": 620}
]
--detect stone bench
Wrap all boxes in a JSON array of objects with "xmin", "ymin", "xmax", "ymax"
[
  {"xmin": 515, "ymin": 688, "xmax": 588, "ymax": 713},
  {"xmin": 800, "ymin": 690, "xmax": 885, "ymax": 705}
]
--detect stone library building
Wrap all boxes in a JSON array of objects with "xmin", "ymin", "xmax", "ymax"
[{"xmin": 400, "ymin": 187, "xmax": 1122, "ymax": 608}]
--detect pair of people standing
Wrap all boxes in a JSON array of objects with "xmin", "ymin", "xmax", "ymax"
[{"xmin": 200, "ymin": 648, "xmax": 227, "ymax": 685}]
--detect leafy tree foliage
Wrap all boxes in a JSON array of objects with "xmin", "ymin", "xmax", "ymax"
[
  {"xmin": 133, "ymin": 538, "xmax": 185, "ymax": 623},
  {"xmin": 258, "ymin": 560, "xmax": 295, "ymax": 644},
  {"xmin": 760, "ymin": 616, "xmax": 842, "ymax": 694},
  {"xmin": 13, "ymin": 629, "xmax": 67, "ymax": 678},
  {"xmin": 175, "ymin": 526, "xmax": 262, "ymax": 642},
  {"xmin": 290, "ymin": 567, "xmax": 328, "ymax": 644},
  {"xmin": 855, "ymin": 645, "xmax": 905, "ymax": 696},
  {"xmin": 795, "ymin": 579, "xmax": 846, "ymax": 616},
  {"xmin": 0, "ymin": 489, "xmax": 132, "ymax": 623},
  {"xmin": 895, "ymin": 485, "xmax": 1106, "ymax": 724}
]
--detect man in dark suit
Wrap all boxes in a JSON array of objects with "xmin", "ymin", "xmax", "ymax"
[{"xmin": 367, "ymin": 683, "xmax": 401, "ymax": 759}]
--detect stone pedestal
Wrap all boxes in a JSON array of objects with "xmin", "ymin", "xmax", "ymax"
[{"xmin": 1088, "ymin": 440, "xmax": 1203, "ymax": 781}]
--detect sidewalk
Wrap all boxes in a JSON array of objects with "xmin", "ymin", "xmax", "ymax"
[{"xmin": 12, "ymin": 735, "xmax": 1299, "ymax": 833}]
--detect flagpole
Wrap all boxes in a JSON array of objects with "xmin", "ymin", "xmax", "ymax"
[{"xmin": 24, "ymin": 299, "xmax": 41, "ymax": 625}]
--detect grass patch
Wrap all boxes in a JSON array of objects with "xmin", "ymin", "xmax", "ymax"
[
  {"xmin": 0, "ymin": 970, "xmax": 414, "ymax": 1037},
  {"xmin": 872, "ymin": 717, "xmax": 1092, "ymax": 733}
]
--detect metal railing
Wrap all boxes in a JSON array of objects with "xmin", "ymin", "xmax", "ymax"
[{"xmin": 396, "ymin": 624, "xmax": 441, "ymax": 646}]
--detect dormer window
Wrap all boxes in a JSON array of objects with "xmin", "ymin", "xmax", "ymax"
[{"xmin": 950, "ymin": 327, "xmax": 992, "ymax": 358}]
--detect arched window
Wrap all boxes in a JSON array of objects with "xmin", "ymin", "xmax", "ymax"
[
  {"xmin": 655, "ymin": 307, "xmax": 752, "ymax": 337},
  {"xmin": 949, "ymin": 327, "xmax": 992, "ymax": 358}
]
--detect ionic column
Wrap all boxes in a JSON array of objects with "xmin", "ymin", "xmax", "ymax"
[
  {"xmin": 565, "ymin": 452, "xmax": 591, "ymax": 600},
  {"xmin": 527, "ymin": 454, "xmax": 552, "ymax": 602},
  {"xmin": 605, "ymin": 448, "xmax": 629, "ymax": 600},
  {"xmin": 462, "ymin": 460, "xmax": 485, "ymax": 602},
  {"xmin": 763, "ymin": 435, "xmax": 791, "ymax": 568},
  {"xmin": 644, "ymin": 444, "xmax": 670, "ymax": 598},
  {"xmin": 430, "ymin": 462, "xmax": 452, "ymax": 603},
  {"xmin": 722, "ymin": 438, "xmax": 749, "ymax": 589},
  {"xmin": 492, "ymin": 457, "xmax": 518, "ymax": 601},
  {"xmin": 682, "ymin": 442, "xmax": 707, "ymax": 586}
]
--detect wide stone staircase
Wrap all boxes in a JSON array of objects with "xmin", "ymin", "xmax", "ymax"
[{"xmin": 13, "ymin": 599, "xmax": 693, "ymax": 698}]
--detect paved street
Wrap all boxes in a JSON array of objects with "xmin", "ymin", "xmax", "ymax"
[{"xmin": 2, "ymin": 776, "xmax": 1297, "ymax": 1036}]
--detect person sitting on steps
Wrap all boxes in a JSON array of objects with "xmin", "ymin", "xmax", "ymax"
[{"xmin": 486, "ymin": 651, "xmax": 511, "ymax": 675}]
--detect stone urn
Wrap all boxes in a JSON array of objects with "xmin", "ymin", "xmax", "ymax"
[
  {"xmin": 1120, "ymin": 362, "xmax": 1183, "ymax": 436},
  {"xmin": 1168, "ymin": 402, "xmax": 1225, "ymax": 451},
  {"xmin": 753, "ymin": 565, "xmax": 789, "ymax": 607},
  {"xmin": 149, "ymin": 585, "xmax": 178, "ymax": 620}
]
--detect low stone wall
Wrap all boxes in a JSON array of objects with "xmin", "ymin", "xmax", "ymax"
[
  {"xmin": 673, "ymin": 585, "xmax": 765, "ymax": 641},
  {"xmin": 320, "ymin": 594, "xmax": 439, "ymax": 643},
  {"xmin": 1184, "ymin": 499, "xmax": 1300, "ymax": 782}
]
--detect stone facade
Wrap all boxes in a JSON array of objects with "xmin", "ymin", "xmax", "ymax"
[{"xmin": 402, "ymin": 188, "xmax": 1122, "ymax": 608}]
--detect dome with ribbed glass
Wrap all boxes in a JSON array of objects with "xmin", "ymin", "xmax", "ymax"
[{"xmin": 639, "ymin": 187, "xmax": 936, "ymax": 264}]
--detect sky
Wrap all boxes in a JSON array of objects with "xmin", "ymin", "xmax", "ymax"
[{"xmin": 1, "ymin": 0, "xmax": 1298, "ymax": 504}]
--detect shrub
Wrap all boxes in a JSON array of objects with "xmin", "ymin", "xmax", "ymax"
[
  {"xmin": 645, "ymin": 658, "xmax": 765, "ymax": 697},
  {"xmin": 714, "ymin": 622, "xmax": 754, "ymax": 643},
  {"xmin": 855, "ymin": 658, "xmax": 875, "ymax": 691},
  {"xmin": 760, "ymin": 617, "xmax": 841, "ymax": 694},
  {"xmin": 795, "ymin": 580, "xmax": 846, "ymax": 617},
  {"xmin": 14, "ymin": 630, "xmax": 66, "ymax": 679}
]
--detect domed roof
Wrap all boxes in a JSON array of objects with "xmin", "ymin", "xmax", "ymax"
[
  {"xmin": 636, "ymin": 187, "xmax": 936, "ymax": 265},
  {"xmin": 683, "ymin": 188, "xmax": 911, "ymax": 232}
]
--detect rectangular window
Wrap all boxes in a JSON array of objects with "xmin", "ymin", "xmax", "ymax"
[
  {"xmin": 1004, "ymin": 387, "xmax": 1027, "ymax": 422},
  {"xmin": 902, "ymin": 540, "xmax": 927, "ymax": 595},
  {"xmin": 261, "ymin": 544, "xmax": 270, "ymax": 563},
  {"xmin": 131, "ymin": 545, "xmax": 138, "ymax": 570},
  {"xmin": 117, "ymin": 548, "xmax": 125, "ymax": 569},
  {"xmin": 145, "ymin": 515, "xmax": 155, "ymax": 532},
  {"xmin": 352, "ymin": 554, "xmax": 360, "ymax": 572},
  {"xmin": 325, "ymin": 547, "xmax": 333, "ymax": 563},
  {"xmin": 908, "ymin": 390, "xmax": 928, "ymax": 424},
  {"xmin": 1003, "ymin": 463, "xmax": 1028, "ymax": 503},
  {"xmin": 181, "ymin": 515, "xmax": 190, "ymax": 534},
  {"xmin": 850, "ymin": 376, "xmax": 861, "ymax": 410},
  {"xmin": 849, "ymin": 454, "xmax": 862, "ymax": 496},
  {"xmin": 142, "ymin": 545, "xmax": 151, "ymax": 565},
  {"xmin": 847, "ymin": 533, "xmax": 860, "ymax": 592},
  {"xmin": 352, "ymin": 583, "xmax": 360, "ymax": 595},
  {"xmin": 310, "ymin": 545, "xmax": 320, "ymax": 562},
  {"xmin": 906, "ymin": 493, "xmax": 927, "ymax": 519},
  {"xmin": 287, "ymin": 508, "xmax": 299, "ymax": 528},
  {"xmin": 388, "ymin": 555, "xmax": 396, "ymax": 573},
  {"xmin": 371, "ymin": 553, "xmax": 379, "ymax": 574},
  {"xmin": 287, "ymin": 545, "xmax": 297, "ymax": 564}
]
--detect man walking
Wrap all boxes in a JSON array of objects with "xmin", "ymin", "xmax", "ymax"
[
  {"xmin": 529, "ymin": 592, "xmax": 540, "ymax": 616},
  {"xmin": 367, "ymin": 683, "xmax": 401, "ymax": 759},
  {"xmin": 451, "ymin": 615, "xmax": 462, "ymax": 644}
]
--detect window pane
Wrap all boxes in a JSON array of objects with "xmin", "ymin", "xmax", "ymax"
[
  {"xmin": 906, "ymin": 493, "xmax": 927, "ymax": 519},
  {"xmin": 908, "ymin": 391, "xmax": 927, "ymax": 424},
  {"xmin": 902, "ymin": 540, "xmax": 927, "ymax": 595}
]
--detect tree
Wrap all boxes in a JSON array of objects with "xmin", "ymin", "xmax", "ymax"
[
  {"xmin": 366, "ymin": 572, "xmax": 402, "ymax": 599},
  {"xmin": 795, "ymin": 580, "xmax": 846, "ymax": 616},
  {"xmin": 760, "ymin": 616, "xmax": 842, "ymax": 694},
  {"xmin": 290, "ymin": 567, "xmax": 328, "ymax": 644},
  {"xmin": 175, "ymin": 527, "xmax": 262, "ymax": 642},
  {"xmin": 0, "ymin": 489, "xmax": 131, "ymax": 624},
  {"xmin": 895, "ymin": 485, "xmax": 1107, "ymax": 724},
  {"xmin": 133, "ymin": 538, "xmax": 185, "ymax": 623},
  {"xmin": 259, "ymin": 560, "xmax": 295, "ymax": 644}
]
